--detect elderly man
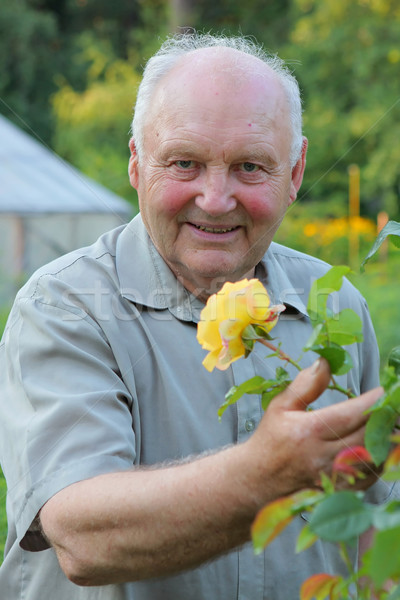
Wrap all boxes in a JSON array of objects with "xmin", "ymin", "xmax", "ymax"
[{"xmin": 0, "ymin": 33, "xmax": 387, "ymax": 599}]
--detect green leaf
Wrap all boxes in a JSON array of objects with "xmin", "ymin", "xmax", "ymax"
[
  {"xmin": 261, "ymin": 382, "xmax": 289, "ymax": 411},
  {"xmin": 307, "ymin": 266, "xmax": 351, "ymax": 325},
  {"xmin": 319, "ymin": 471, "xmax": 335, "ymax": 495},
  {"xmin": 275, "ymin": 366, "xmax": 289, "ymax": 381},
  {"xmin": 367, "ymin": 380, "xmax": 400, "ymax": 414},
  {"xmin": 361, "ymin": 221, "xmax": 400, "ymax": 271},
  {"xmin": 303, "ymin": 322, "xmax": 325, "ymax": 349},
  {"xmin": 309, "ymin": 491, "xmax": 373, "ymax": 542},
  {"xmin": 242, "ymin": 325, "xmax": 263, "ymax": 341},
  {"xmin": 218, "ymin": 376, "xmax": 270, "ymax": 419},
  {"xmin": 296, "ymin": 523, "xmax": 318, "ymax": 553},
  {"xmin": 307, "ymin": 343, "xmax": 353, "ymax": 375},
  {"xmin": 218, "ymin": 370, "xmax": 292, "ymax": 418},
  {"xmin": 369, "ymin": 525, "xmax": 400, "ymax": 587},
  {"xmin": 383, "ymin": 381, "xmax": 400, "ymax": 412},
  {"xmin": 365, "ymin": 404, "xmax": 398, "ymax": 465},
  {"xmin": 389, "ymin": 347, "xmax": 400, "ymax": 377},
  {"xmin": 325, "ymin": 309, "xmax": 363, "ymax": 346},
  {"xmin": 243, "ymin": 338, "xmax": 255, "ymax": 354},
  {"xmin": 381, "ymin": 365, "xmax": 399, "ymax": 392}
]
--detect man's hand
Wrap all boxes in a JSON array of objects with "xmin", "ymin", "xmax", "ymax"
[
  {"xmin": 246, "ymin": 357, "xmax": 382, "ymax": 502},
  {"xmin": 40, "ymin": 358, "xmax": 382, "ymax": 586}
]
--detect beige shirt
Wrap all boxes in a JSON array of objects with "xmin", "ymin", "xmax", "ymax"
[{"xmin": 0, "ymin": 215, "xmax": 390, "ymax": 599}]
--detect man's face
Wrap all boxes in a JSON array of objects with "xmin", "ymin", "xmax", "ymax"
[{"xmin": 129, "ymin": 48, "xmax": 307, "ymax": 300}]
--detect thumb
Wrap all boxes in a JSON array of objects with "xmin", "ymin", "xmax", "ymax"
[{"xmin": 275, "ymin": 358, "xmax": 331, "ymax": 411}]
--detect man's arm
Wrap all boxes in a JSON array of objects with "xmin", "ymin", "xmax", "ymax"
[{"xmin": 40, "ymin": 358, "xmax": 382, "ymax": 587}]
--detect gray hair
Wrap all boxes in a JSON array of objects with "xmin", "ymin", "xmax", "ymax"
[{"xmin": 131, "ymin": 32, "xmax": 303, "ymax": 167}]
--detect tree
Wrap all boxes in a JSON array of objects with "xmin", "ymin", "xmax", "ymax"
[
  {"xmin": 0, "ymin": 0, "xmax": 59, "ymax": 143},
  {"xmin": 52, "ymin": 36, "xmax": 142, "ymax": 207},
  {"xmin": 286, "ymin": 0, "xmax": 400, "ymax": 217}
]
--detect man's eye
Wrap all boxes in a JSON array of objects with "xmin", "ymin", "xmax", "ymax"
[
  {"xmin": 240, "ymin": 162, "xmax": 260, "ymax": 173},
  {"xmin": 175, "ymin": 160, "xmax": 196, "ymax": 169}
]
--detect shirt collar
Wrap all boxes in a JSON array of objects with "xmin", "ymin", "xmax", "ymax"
[
  {"xmin": 116, "ymin": 215, "xmax": 308, "ymax": 322},
  {"xmin": 116, "ymin": 215, "xmax": 203, "ymax": 321},
  {"xmin": 260, "ymin": 243, "xmax": 309, "ymax": 318}
]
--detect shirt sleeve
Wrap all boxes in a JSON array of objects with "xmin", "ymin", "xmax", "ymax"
[{"xmin": 0, "ymin": 293, "xmax": 136, "ymax": 551}]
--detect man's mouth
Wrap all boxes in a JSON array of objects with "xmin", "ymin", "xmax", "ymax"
[{"xmin": 193, "ymin": 224, "xmax": 239, "ymax": 234}]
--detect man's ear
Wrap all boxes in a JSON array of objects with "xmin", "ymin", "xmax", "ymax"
[
  {"xmin": 128, "ymin": 137, "xmax": 139, "ymax": 190},
  {"xmin": 288, "ymin": 137, "xmax": 308, "ymax": 206}
]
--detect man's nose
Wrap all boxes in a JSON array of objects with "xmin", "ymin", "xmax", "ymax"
[{"xmin": 194, "ymin": 169, "xmax": 237, "ymax": 215}]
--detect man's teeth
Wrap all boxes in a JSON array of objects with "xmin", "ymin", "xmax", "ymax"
[{"xmin": 195, "ymin": 225, "xmax": 237, "ymax": 233}]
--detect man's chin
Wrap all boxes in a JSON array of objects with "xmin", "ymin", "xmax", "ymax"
[{"xmin": 176, "ymin": 263, "xmax": 255, "ymax": 299}]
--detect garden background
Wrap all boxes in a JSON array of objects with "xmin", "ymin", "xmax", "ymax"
[{"xmin": 0, "ymin": 0, "xmax": 400, "ymax": 562}]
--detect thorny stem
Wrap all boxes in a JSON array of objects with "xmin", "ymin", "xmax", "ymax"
[
  {"xmin": 328, "ymin": 382, "xmax": 356, "ymax": 398},
  {"xmin": 257, "ymin": 338, "xmax": 302, "ymax": 371},
  {"xmin": 257, "ymin": 338, "xmax": 356, "ymax": 398}
]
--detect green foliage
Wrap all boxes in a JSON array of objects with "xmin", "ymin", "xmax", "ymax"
[
  {"xmin": 217, "ymin": 266, "xmax": 363, "ymax": 423},
  {"xmin": 52, "ymin": 33, "xmax": 142, "ymax": 207},
  {"xmin": 218, "ymin": 368, "xmax": 291, "ymax": 419},
  {"xmin": 306, "ymin": 265, "xmax": 351, "ymax": 324},
  {"xmin": 2, "ymin": 1, "xmax": 400, "ymax": 217},
  {"xmin": 252, "ymin": 489, "xmax": 323, "ymax": 554},
  {"xmin": 193, "ymin": 0, "xmax": 294, "ymax": 49},
  {"xmin": 369, "ymin": 526, "xmax": 400, "ymax": 588},
  {"xmin": 365, "ymin": 404, "xmax": 397, "ymax": 465},
  {"xmin": 309, "ymin": 491, "xmax": 373, "ymax": 543},
  {"xmin": 303, "ymin": 266, "xmax": 363, "ymax": 376},
  {"xmin": 0, "ymin": 0, "xmax": 59, "ymax": 142},
  {"xmin": 287, "ymin": 0, "xmax": 400, "ymax": 217},
  {"xmin": 201, "ymin": 247, "xmax": 400, "ymax": 597},
  {"xmin": 362, "ymin": 221, "xmax": 400, "ymax": 270}
]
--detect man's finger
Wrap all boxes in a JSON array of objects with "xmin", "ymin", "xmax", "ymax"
[
  {"xmin": 274, "ymin": 358, "xmax": 331, "ymax": 411},
  {"xmin": 316, "ymin": 386, "xmax": 384, "ymax": 441}
]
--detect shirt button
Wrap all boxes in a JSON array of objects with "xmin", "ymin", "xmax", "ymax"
[{"xmin": 245, "ymin": 419, "xmax": 255, "ymax": 432}]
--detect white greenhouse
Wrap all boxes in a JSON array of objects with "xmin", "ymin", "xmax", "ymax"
[{"xmin": 0, "ymin": 114, "xmax": 132, "ymax": 305}]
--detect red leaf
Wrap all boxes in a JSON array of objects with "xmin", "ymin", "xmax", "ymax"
[
  {"xmin": 333, "ymin": 446, "xmax": 372, "ymax": 476},
  {"xmin": 300, "ymin": 573, "xmax": 341, "ymax": 600},
  {"xmin": 252, "ymin": 489, "xmax": 323, "ymax": 553}
]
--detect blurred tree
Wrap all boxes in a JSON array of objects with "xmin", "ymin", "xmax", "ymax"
[
  {"xmin": 170, "ymin": 0, "xmax": 196, "ymax": 32},
  {"xmin": 287, "ymin": 0, "xmax": 400, "ymax": 217},
  {"xmin": 5, "ymin": 0, "xmax": 398, "ymax": 217},
  {"xmin": 62, "ymin": 0, "xmax": 140, "ymax": 60},
  {"xmin": 52, "ymin": 37, "xmax": 142, "ymax": 208},
  {"xmin": 51, "ymin": 0, "xmax": 171, "ymax": 207},
  {"xmin": 0, "ymin": 0, "xmax": 60, "ymax": 143},
  {"xmin": 193, "ymin": 0, "xmax": 293, "ymax": 49}
]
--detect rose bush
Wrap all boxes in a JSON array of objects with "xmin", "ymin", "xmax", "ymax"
[{"xmin": 197, "ymin": 278, "xmax": 284, "ymax": 372}]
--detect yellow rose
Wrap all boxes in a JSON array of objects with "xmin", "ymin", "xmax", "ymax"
[{"xmin": 197, "ymin": 279, "xmax": 283, "ymax": 372}]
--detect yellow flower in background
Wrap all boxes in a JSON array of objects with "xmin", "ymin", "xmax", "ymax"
[
  {"xmin": 301, "ymin": 216, "xmax": 376, "ymax": 248},
  {"xmin": 197, "ymin": 279, "xmax": 284, "ymax": 372}
]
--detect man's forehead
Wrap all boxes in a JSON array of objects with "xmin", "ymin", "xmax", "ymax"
[
  {"xmin": 167, "ymin": 46, "xmax": 277, "ymax": 85},
  {"xmin": 150, "ymin": 47, "xmax": 285, "ymax": 116}
]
